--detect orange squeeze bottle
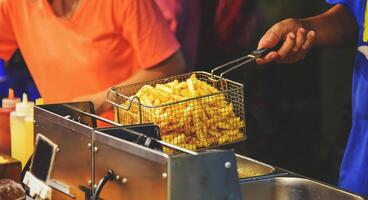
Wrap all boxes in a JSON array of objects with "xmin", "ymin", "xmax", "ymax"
[{"xmin": 0, "ymin": 89, "xmax": 20, "ymax": 155}]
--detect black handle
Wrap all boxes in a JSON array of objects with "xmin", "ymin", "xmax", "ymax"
[
  {"xmin": 252, "ymin": 41, "xmax": 284, "ymax": 58},
  {"xmin": 93, "ymin": 170, "xmax": 116, "ymax": 200},
  {"xmin": 252, "ymin": 48, "xmax": 271, "ymax": 58}
]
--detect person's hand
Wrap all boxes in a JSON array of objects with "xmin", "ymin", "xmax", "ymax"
[
  {"xmin": 73, "ymin": 90, "xmax": 112, "ymax": 114},
  {"xmin": 256, "ymin": 18, "xmax": 316, "ymax": 64}
]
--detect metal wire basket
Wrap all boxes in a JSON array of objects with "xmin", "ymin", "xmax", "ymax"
[{"xmin": 106, "ymin": 57, "xmax": 250, "ymax": 153}]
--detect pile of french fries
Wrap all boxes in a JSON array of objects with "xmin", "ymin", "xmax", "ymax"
[{"xmin": 118, "ymin": 74, "xmax": 245, "ymax": 153}]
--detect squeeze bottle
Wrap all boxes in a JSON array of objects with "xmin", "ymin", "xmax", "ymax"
[
  {"xmin": 0, "ymin": 89, "xmax": 20, "ymax": 155},
  {"xmin": 10, "ymin": 93, "xmax": 34, "ymax": 167},
  {"xmin": 23, "ymin": 98, "xmax": 43, "ymax": 165}
]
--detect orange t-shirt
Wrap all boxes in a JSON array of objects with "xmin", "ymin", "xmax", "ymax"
[{"xmin": 0, "ymin": 0, "xmax": 180, "ymax": 103}]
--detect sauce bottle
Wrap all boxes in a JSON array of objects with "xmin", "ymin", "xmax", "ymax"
[
  {"xmin": 23, "ymin": 98, "xmax": 43, "ymax": 165},
  {"xmin": 0, "ymin": 89, "xmax": 20, "ymax": 155},
  {"xmin": 10, "ymin": 93, "xmax": 34, "ymax": 167}
]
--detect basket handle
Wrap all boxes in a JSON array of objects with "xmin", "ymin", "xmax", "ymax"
[
  {"xmin": 210, "ymin": 54, "xmax": 256, "ymax": 80},
  {"xmin": 210, "ymin": 44, "xmax": 282, "ymax": 80},
  {"xmin": 63, "ymin": 104, "xmax": 197, "ymax": 155},
  {"xmin": 106, "ymin": 87, "xmax": 141, "ymax": 111}
]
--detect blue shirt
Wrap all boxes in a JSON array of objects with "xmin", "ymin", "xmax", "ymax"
[{"xmin": 327, "ymin": 0, "xmax": 368, "ymax": 196}]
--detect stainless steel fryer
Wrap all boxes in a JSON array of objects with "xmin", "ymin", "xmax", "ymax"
[
  {"xmin": 27, "ymin": 102, "xmax": 365, "ymax": 200},
  {"xmin": 31, "ymin": 102, "xmax": 242, "ymax": 200}
]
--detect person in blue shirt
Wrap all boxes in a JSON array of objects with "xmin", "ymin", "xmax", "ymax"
[{"xmin": 257, "ymin": 1, "xmax": 368, "ymax": 196}]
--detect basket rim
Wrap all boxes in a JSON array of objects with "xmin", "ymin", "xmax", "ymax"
[
  {"xmin": 122, "ymin": 91, "xmax": 234, "ymax": 109},
  {"xmin": 108, "ymin": 71, "xmax": 244, "ymax": 109},
  {"xmin": 112, "ymin": 71, "xmax": 243, "ymax": 90}
]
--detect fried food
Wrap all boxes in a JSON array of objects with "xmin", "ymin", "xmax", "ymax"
[
  {"xmin": 117, "ymin": 74, "xmax": 245, "ymax": 152},
  {"xmin": 237, "ymin": 167, "xmax": 263, "ymax": 179}
]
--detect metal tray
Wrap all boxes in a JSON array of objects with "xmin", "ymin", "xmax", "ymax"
[
  {"xmin": 236, "ymin": 154, "xmax": 290, "ymax": 182},
  {"xmin": 239, "ymin": 177, "xmax": 364, "ymax": 200}
]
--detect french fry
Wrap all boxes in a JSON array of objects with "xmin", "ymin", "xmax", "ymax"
[
  {"xmin": 208, "ymin": 129, "xmax": 223, "ymax": 137},
  {"xmin": 187, "ymin": 78, "xmax": 196, "ymax": 96},
  {"xmin": 167, "ymin": 80, "xmax": 179, "ymax": 88},
  {"xmin": 172, "ymin": 134, "xmax": 186, "ymax": 145},
  {"xmin": 174, "ymin": 81, "xmax": 188, "ymax": 91},
  {"xmin": 118, "ymin": 73, "xmax": 245, "ymax": 154},
  {"xmin": 156, "ymin": 84, "xmax": 174, "ymax": 94}
]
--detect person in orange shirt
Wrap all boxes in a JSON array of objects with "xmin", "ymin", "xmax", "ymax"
[{"xmin": 0, "ymin": 0, "xmax": 185, "ymax": 113}]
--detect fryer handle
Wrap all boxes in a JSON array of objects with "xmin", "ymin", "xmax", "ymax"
[
  {"xmin": 252, "ymin": 48, "xmax": 271, "ymax": 58},
  {"xmin": 106, "ymin": 87, "xmax": 143, "ymax": 123},
  {"xmin": 211, "ymin": 42, "xmax": 283, "ymax": 80},
  {"xmin": 252, "ymin": 41, "xmax": 283, "ymax": 58},
  {"xmin": 65, "ymin": 104, "xmax": 198, "ymax": 155},
  {"xmin": 106, "ymin": 87, "xmax": 142, "ymax": 109},
  {"xmin": 210, "ymin": 54, "xmax": 256, "ymax": 81},
  {"xmin": 106, "ymin": 88, "xmax": 141, "ymax": 111}
]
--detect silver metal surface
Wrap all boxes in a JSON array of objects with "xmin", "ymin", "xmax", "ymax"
[
  {"xmin": 68, "ymin": 105, "xmax": 198, "ymax": 155},
  {"xmin": 36, "ymin": 103, "xmax": 362, "ymax": 200},
  {"xmin": 48, "ymin": 179, "xmax": 76, "ymax": 198},
  {"xmin": 94, "ymin": 129, "xmax": 168, "ymax": 165},
  {"xmin": 34, "ymin": 105, "xmax": 93, "ymax": 200},
  {"xmin": 240, "ymin": 177, "xmax": 364, "ymax": 200},
  {"xmin": 162, "ymin": 173, "xmax": 168, "ymax": 180},
  {"xmin": 34, "ymin": 103, "xmax": 241, "ymax": 200},
  {"xmin": 225, "ymin": 161, "xmax": 232, "ymax": 168},
  {"xmin": 94, "ymin": 130, "xmax": 168, "ymax": 200},
  {"xmin": 121, "ymin": 178, "xmax": 128, "ymax": 184},
  {"xmin": 34, "ymin": 104, "xmax": 93, "ymax": 137},
  {"xmin": 35, "ymin": 106, "xmax": 362, "ymax": 200},
  {"xmin": 236, "ymin": 154, "xmax": 275, "ymax": 179},
  {"xmin": 168, "ymin": 150, "xmax": 241, "ymax": 200}
]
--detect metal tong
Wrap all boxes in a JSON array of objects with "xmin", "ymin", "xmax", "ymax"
[
  {"xmin": 211, "ymin": 47, "xmax": 277, "ymax": 79},
  {"xmin": 63, "ymin": 104, "xmax": 199, "ymax": 155}
]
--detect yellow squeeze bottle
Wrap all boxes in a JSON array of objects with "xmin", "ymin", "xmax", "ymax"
[
  {"xmin": 23, "ymin": 98, "xmax": 44, "ymax": 164},
  {"xmin": 10, "ymin": 93, "xmax": 34, "ymax": 167}
]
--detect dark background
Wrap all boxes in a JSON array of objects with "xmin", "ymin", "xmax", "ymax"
[
  {"xmin": 196, "ymin": 0, "xmax": 355, "ymax": 185},
  {"xmin": 0, "ymin": 0, "xmax": 356, "ymax": 186}
]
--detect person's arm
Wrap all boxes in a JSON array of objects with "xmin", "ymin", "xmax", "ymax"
[
  {"xmin": 301, "ymin": 5, "xmax": 357, "ymax": 47},
  {"xmin": 257, "ymin": 4, "xmax": 357, "ymax": 64},
  {"xmin": 75, "ymin": 0, "xmax": 186, "ymax": 114},
  {"xmin": 76, "ymin": 50, "xmax": 185, "ymax": 114}
]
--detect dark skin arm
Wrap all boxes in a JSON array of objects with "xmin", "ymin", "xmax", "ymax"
[{"xmin": 257, "ymin": 5, "xmax": 358, "ymax": 64}]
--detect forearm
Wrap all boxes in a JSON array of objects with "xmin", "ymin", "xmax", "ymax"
[
  {"xmin": 82, "ymin": 50, "xmax": 186, "ymax": 114},
  {"xmin": 301, "ymin": 4, "xmax": 357, "ymax": 47}
]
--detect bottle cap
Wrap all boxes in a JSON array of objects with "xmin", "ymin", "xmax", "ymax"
[
  {"xmin": 35, "ymin": 98, "xmax": 44, "ymax": 106},
  {"xmin": 14, "ymin": 93, "xmax": 34, "ymax": 116},
  {"xmin": 2, "ymin": 88, "xmax": 21, "ymax": 109}
]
